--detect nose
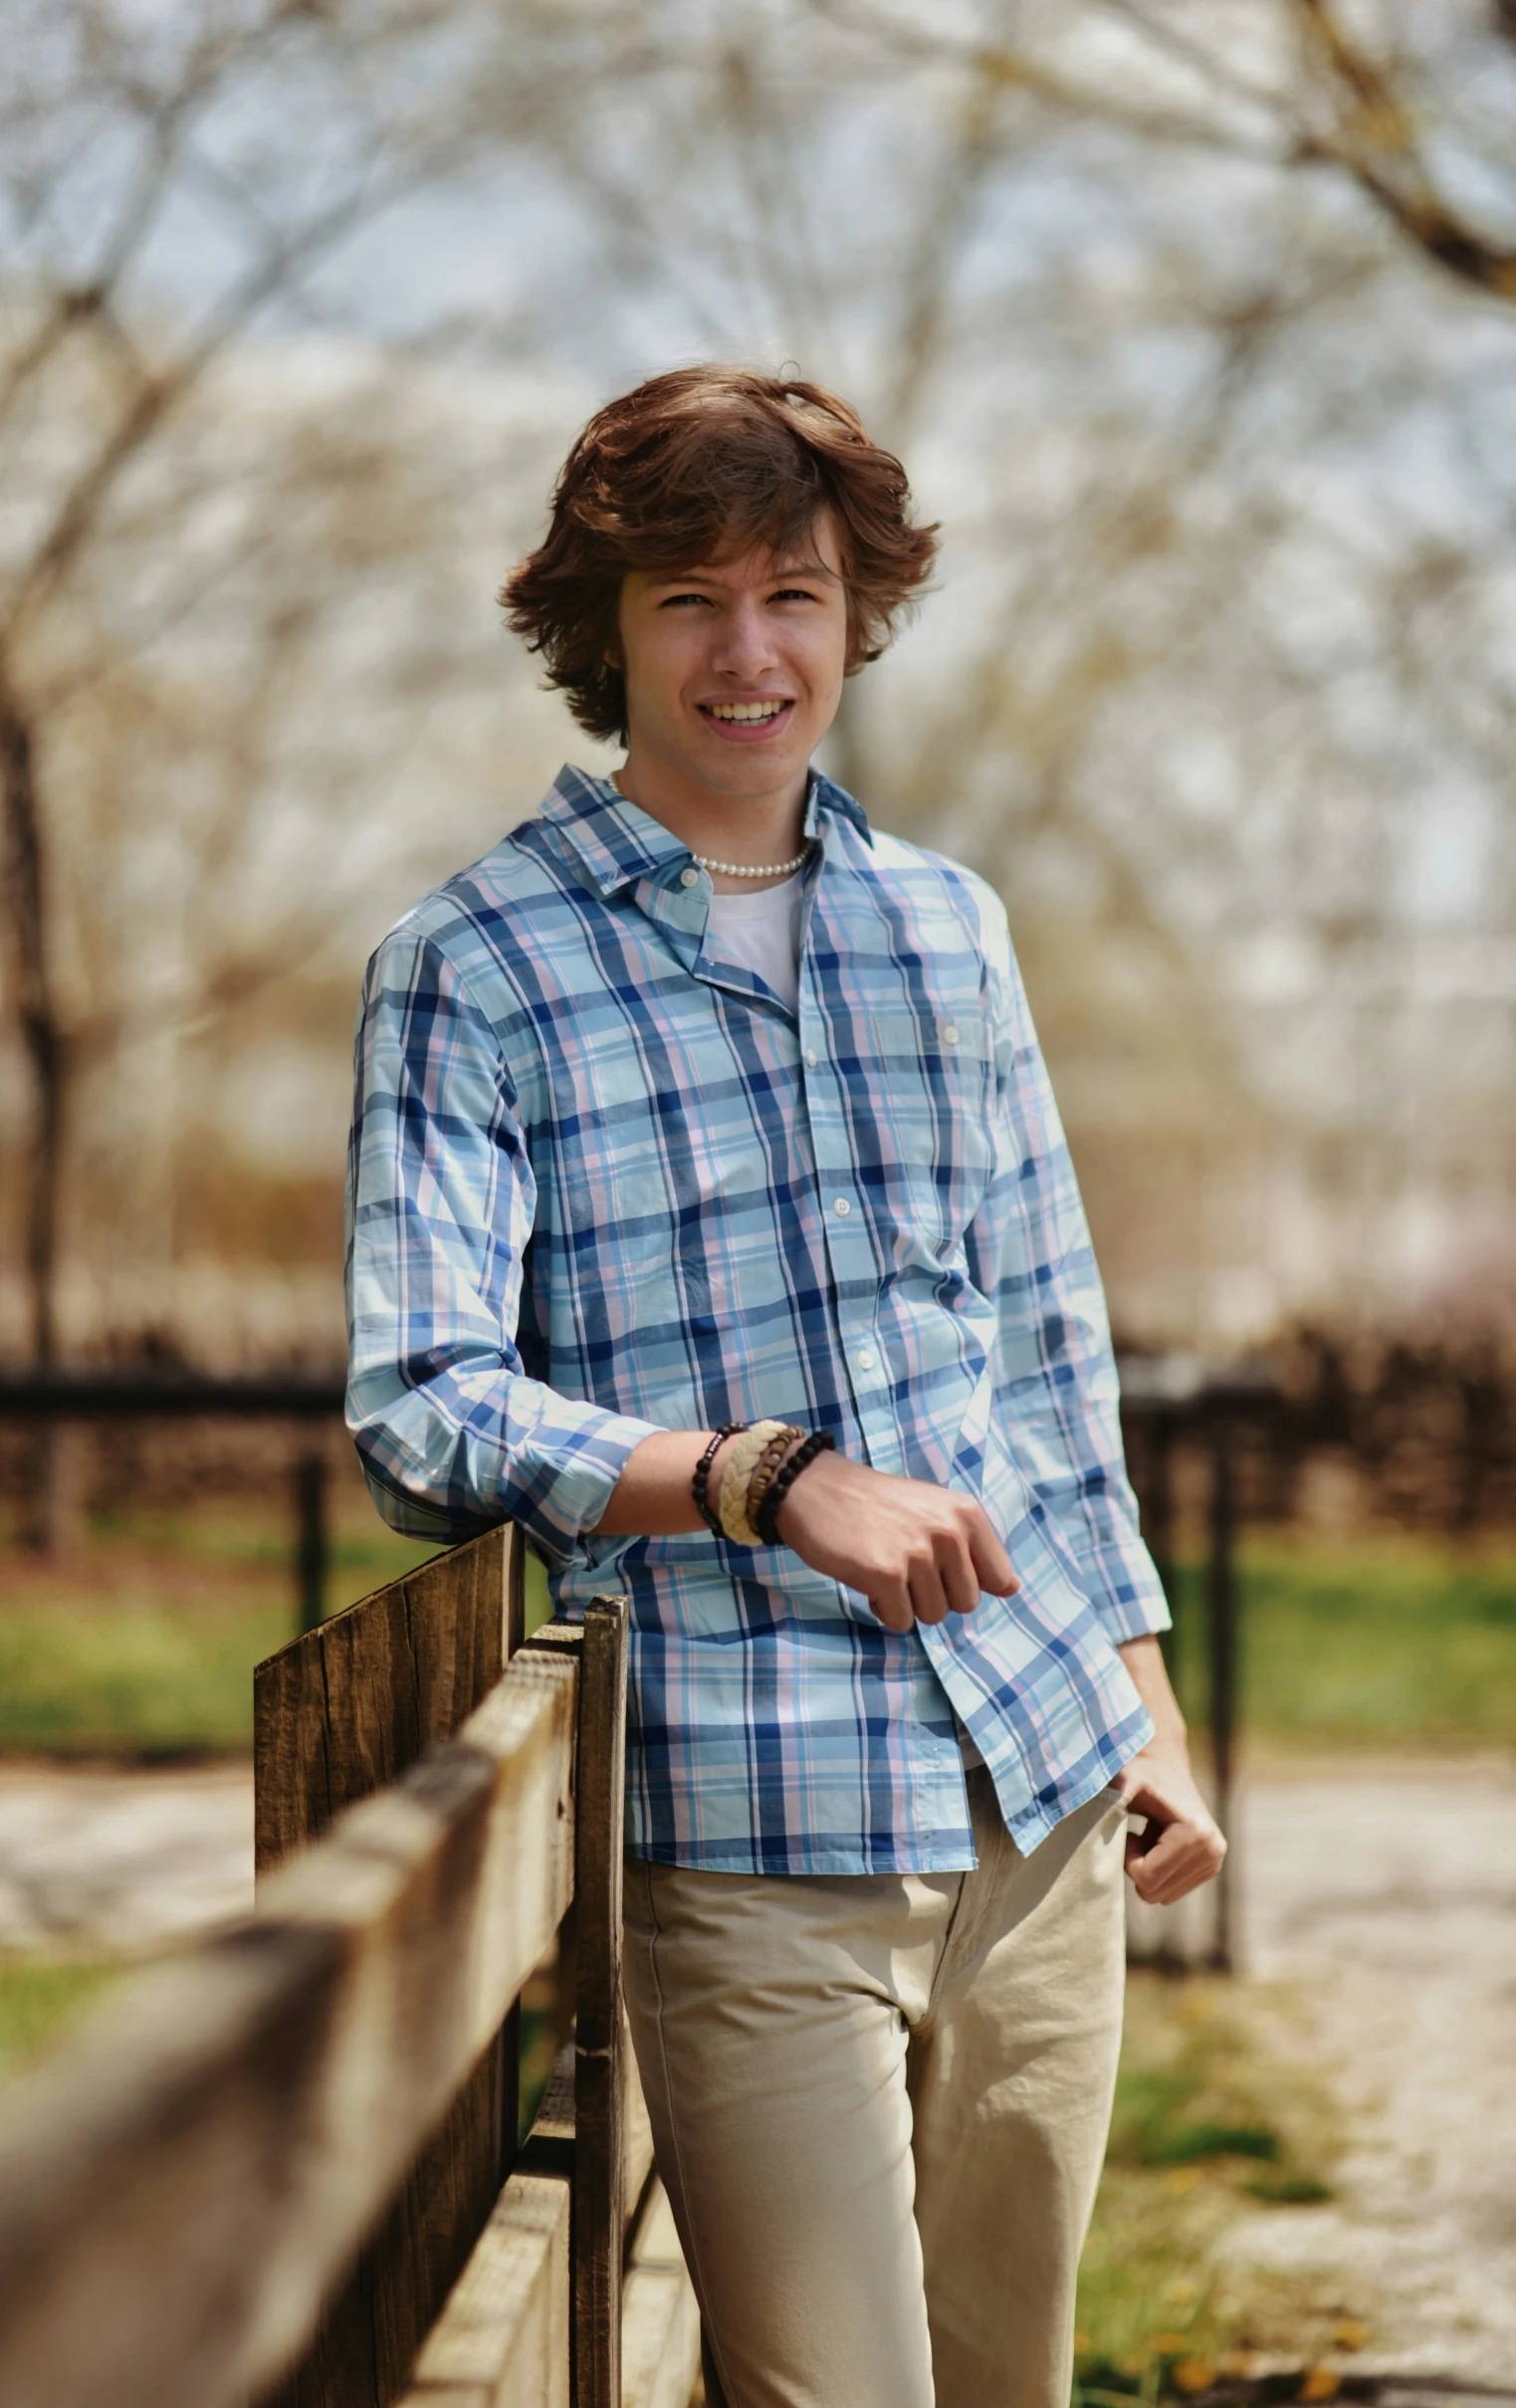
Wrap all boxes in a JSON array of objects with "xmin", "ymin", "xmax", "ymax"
[{"xmin": 709, "ymin": 592, "xmax": 779, "ymax": 683}]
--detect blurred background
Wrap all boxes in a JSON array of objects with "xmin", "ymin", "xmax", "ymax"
[{"xmin": 1, "ymin": 0, "xmax": 1514, "ymax": 2395}]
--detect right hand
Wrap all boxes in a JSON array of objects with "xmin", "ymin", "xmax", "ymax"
[{"xmin": 769, "ymin": 1449, "xmax": 1018, "ymax": 1633}]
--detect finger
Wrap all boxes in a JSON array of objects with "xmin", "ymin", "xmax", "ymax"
[
  {"xmin": 934, "ymin": 1529, "xmax": 980, "ymax": 1618},
  {"xmin": 908, "ymin": 1551, "xmax": 952, "ymax": 1628},
  {"xmin": 1128, "ymin": 1816, "xmax": 1199, "ymax": 1897},
  {"xmin": 868, "ymin": 1578, "xmax": 915, "ymax": 1635},
  {"xmin": 1133, "ymin": 1823, "xmax": 1221, "ymax": 1905},
  {"xmin": 1139, "ymin": 1852, "xmax": 1214, "ymax": 1906},
  {"xmin": 965, "ymin": 1511, "xmax": 1018, "ymax": 1596},
  {"xmin": 1133, "ymin": 1852, "xmax": 1199, "ymax": 1906}
]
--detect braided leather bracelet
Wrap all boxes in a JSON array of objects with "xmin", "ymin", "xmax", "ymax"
[
  {"xmin": 692, "ymin": 1422, "xmax": 747, "ymax": 1537},
  {"xmin": 719, "ymin": 1421, "xmax": 799, "ymax": 1544},
  {"xmin": 744, "ymin": 1424, "xmax": 800, "ymax": 1531},
  {"xmin": 754, "ymin": 1428, "xmax": 836, "ymax": 1546}
]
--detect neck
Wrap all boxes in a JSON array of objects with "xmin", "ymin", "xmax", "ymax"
[{"xmin": 613, "ymin": 742, "xmax": 808, "ymax": 890}]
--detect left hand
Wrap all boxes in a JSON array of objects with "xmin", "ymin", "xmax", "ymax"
[
  {"xmin": 1113, "ymin": 1635, "xmax": 1226, "ymax": 1904},
  {"xmin": 1116, "ymin": 1748, "xmax": 1227, "ymax": 1905}
]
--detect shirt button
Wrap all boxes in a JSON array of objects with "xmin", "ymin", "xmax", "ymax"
[
  {"xmin": 942, "ymin": 1022, "xmax": 960, "ymax": 1045},
  {"xmin": 679, "ymin": 866, "xmax": 700, "ymax": 888},
  {"xmin": 857, "ymin": 1348, "xmax": 876, "ymax": 1372},
  {"xmin": 832, "ymin": 1197, "xmax": 851, "ymax": 1217},
  {"xmin": 804, "ymin": 1047, "xmax": 817, "ymax": 1068}
]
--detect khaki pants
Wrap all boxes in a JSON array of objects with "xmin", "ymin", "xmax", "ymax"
[{"xmin": 622, "ymin": 1771, "xmax": 1128, "ymax": 2408}]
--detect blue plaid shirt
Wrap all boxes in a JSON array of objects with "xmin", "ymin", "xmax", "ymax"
[{"xmin": 346, "ymin": 764, "xmax": 1169, "ymax": 1873}]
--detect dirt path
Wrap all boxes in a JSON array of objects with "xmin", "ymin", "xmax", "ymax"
[
  {"xmin": 1225, "ymin": 1759, "xmax": 1516, "ymax": 2388},
  {"xmin": 0, "ymin": 1761, "xmax": 253, "ymax": 1953}
]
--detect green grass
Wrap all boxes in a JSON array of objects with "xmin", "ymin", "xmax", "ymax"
[
  {"xmin": 0, "ymin": 1517, "xmax": 1509, "ymax": 1761},
  {"xmin": 0, "ymin": 1957, "xmax": 122, "ymax": 2078},
  {"xmin": 1166, "ymin": 1533, "xmax": 1516, "ymax": 1752},
  {"xmin": 0, "ymin": 1504, "xmax": 442, "ymax": 1758},
  {"xmin": 1075, "ymin": 1975, "xmax": 1362, "ymax": 2396},
  {"xmin": 0, "ymin": 1605, "xmax": 294, "ymax": 1755}
]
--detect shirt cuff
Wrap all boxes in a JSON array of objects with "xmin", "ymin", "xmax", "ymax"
[
  {"xmin": 348, "ymin": 1363, "xmax": 663, "ymax": 1568},
  {"xmin": 1084, "ymin": 1552, "xmax": 1174, "ymax": 1644},
  {"xmin": 508, "ymin": 1399, "xmax": 665, "ymax": 1566}
]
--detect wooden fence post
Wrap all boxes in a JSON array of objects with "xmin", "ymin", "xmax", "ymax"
[
  {"xmin": 1204, "ymin": 1417, "xmax": 1238, "ymax": 1971},
  {"xmin": 571, "ymin": 1595, "xmax": 628, "ymax": 2408},
  {"xmin": 253, "ymin": 1522, "xmax": 526, "ymax": 2408},
  {"xmin": 294, "ymin": 1454, "xmax": 328, "ymax": 1636}
]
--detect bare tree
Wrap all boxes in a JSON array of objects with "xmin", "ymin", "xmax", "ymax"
[
  {"xmin": 5, "ymin": 0, "xmax": 1512, "ymax": 1440},
  {"xmin": 0, "ymin": 0, "xmax": 622, "ymax": 1385},
  {"xmin": 800, "ymin": 1, "xmax": 1516, "ymax": 303}
]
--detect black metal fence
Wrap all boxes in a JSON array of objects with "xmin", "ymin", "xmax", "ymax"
[
  {"xmin": 0, "ymin": 1358, "xmax": 1275, "ymax": 1961},
  {"xmin": 0, "ymin": 1370, "xmax": 343, "ymax": 1634}
]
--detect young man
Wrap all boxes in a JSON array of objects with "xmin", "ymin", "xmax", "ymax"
[{"xmin": 346, "ymin": 366, "xmax": 1224, "ymax": 2408}]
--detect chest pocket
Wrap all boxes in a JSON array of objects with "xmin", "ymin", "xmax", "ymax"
[{"xmin": 849, "ymin": 1003, "xmax": 995, "ymax": 1247}]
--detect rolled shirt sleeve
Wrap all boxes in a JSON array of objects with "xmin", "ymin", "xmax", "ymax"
[
  {"xmin": 344, "ymin": 927, "xmax": 663, "ymax": 1563},
  {"xmin": 964, "ymin": 888, "xmax": 1171, "ymax": 1645}
]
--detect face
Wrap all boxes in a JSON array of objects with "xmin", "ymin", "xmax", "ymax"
[{"xmin": 615, "ymin": 513, "xmax": 849, "ymax": 802}]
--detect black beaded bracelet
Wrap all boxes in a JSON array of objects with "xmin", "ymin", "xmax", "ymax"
[
  {"xmin": 754, "ymin": 1428, "xmax": 835, "ymax": 1546},
  {"xmin": 693, "ymin": 1422, "xmax": 747, "ymax": 1537}
]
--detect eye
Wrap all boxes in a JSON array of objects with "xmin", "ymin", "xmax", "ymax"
[
  {"xmin": 659, "ymin": 590, "xmax": 712, "ymax": 609},
  {"xmin": 770, "ymin": 584, "xmax": 820, "ymax": 603}
]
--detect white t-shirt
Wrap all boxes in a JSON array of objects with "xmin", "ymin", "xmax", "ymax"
[{"xmin": 705, "ymin": 870, "xmax": 804, "ymax": 1013}]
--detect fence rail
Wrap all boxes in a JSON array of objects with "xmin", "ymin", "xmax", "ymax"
[{"xmin": 0, "ymin": 1528, "xmax": 702, "ymax": 2408}]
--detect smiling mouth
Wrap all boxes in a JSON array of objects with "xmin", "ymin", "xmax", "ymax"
[{"xmin": 699, "ymin": 699, "xmax": 794, "ymax": 734}]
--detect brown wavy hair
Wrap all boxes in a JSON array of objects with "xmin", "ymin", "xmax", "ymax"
[{"xmin": 501, "ymin": 365, "xmax": 939, "ymax": 745}]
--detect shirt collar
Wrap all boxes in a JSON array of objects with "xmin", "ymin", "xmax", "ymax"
[{"xmin": 538, "ymin": 761, "xmax": 872, "ymax": 898}]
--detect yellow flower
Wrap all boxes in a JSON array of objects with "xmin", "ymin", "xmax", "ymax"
[
  {"xmin": 1172, "ymin": 2359, "xmax": 1216, "ymax": 2394},
  {"xmin": 1299, "ymin": 2368, "xmax": 1340, "ymax": 2402}
]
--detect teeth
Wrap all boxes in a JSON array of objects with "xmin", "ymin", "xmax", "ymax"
[{"xmin": 708, "ymin": 701, "xmax": 787, "ymax": 722}]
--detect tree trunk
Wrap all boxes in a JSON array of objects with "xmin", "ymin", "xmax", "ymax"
[{"xmin": 1, "ymin": 671, "xmax": 69, "ymax": 1546}]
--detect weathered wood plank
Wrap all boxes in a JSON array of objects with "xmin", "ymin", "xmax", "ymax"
[
  {"xmin": 264, "ymin": 2029, "xmax": 515, "ymax": 2408},
  {"xmin": 621, "ymin": 2011, "xmax": 654, "ymax": 2225},
  {"xmin": 571, "ymin": 1599, "xmax": 628, "ymax": 2408},
  {"xmin": 395, "ymin": 2032, "xmax": 672, "ymax": 2408},
  {"xmin": 255, "ymin": 1522, "xmax": 522, "ymax": 1875},
  {"xmin": 399, "ymin": 2047, "xmax": 576, "ymax": 2408},
  {"xmin": 0, "ymin": 1646, "xmax": 576, "ymax": 2408},
  {"xmin": 255, "ymin": 1524, "xmax": 526, "ymax": 2408},
  {"xmin": 620, "ymin": 2184, "xmax": 702, "ymax": 2408},
  {"xmin": 399, "ymin": 2170, "xmax": 570, "ymax": 2408}
]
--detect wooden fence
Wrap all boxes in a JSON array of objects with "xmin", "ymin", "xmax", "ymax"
[{"xmin": 0, "ymin": 1526, "xmax": 702, "ymax": 2408}]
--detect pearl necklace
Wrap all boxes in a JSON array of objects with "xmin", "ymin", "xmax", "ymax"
[
  {"xmin": 608, "ymin": 770, "xmax": 809, "ymax": 881},
  {"xmin": 692, "ymin": 845, "xmax": 810, "ymax": 880}
]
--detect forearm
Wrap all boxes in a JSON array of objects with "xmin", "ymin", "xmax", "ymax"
[
  {"xmin": 1116, "ymin": 1635, "xmax": 1189, "ymax": 1759},
  {"xmin": 591, "ymin": 1428, "xmax": 738, "ymax": 1536},
  {"xmin": 1115, "ymin": 1636, "xmax": 1226, "ymax": 1900},
  {"xmin": 594, "ymin": 1432, "xmax": 1018, "ymax": 1634}
]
